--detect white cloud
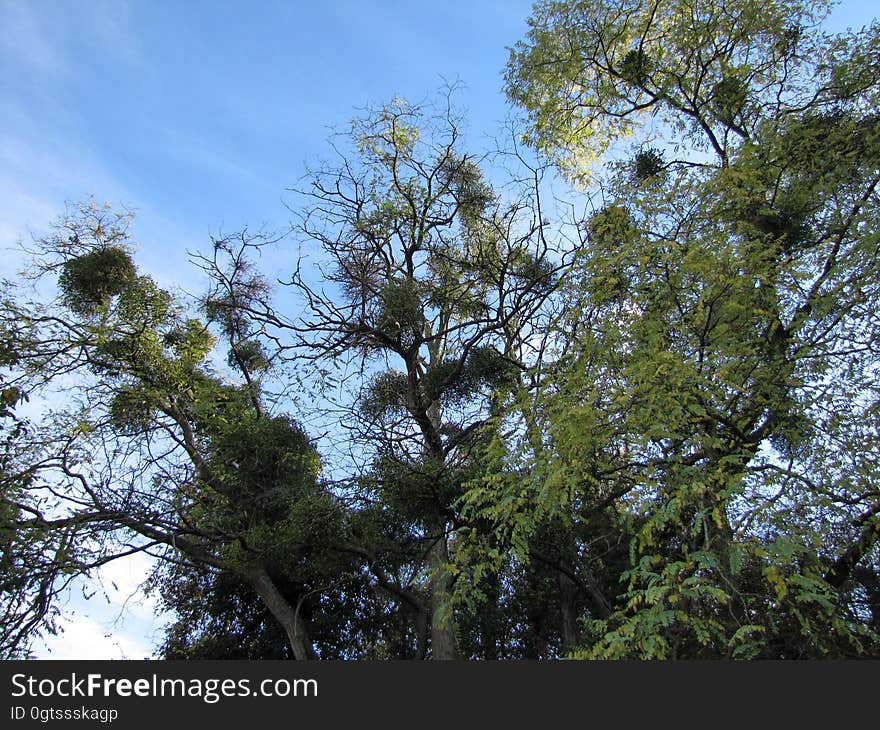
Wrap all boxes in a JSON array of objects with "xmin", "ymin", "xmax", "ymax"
[
  {"xmin": 0, "ymin": 0, "xmax": 145, "ymax": 79},
  {"xmin": 94, "ymin": 552, "xmax": 162, "ymax": 622},
  {"xmin": 36, "ymin": 614, "xmax": 154, "ymax": 661},
  {"xmin": 32, "ymin": 551, "xmax": 170, "ymax": 660}
]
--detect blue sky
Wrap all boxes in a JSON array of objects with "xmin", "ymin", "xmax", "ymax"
[
  {"xmin": 1, "ymin": 0, "xmax": 533, "ymax": 291},
  {"xmin": 1, "ymin": 0, "xmax": 876, "ymax": 659}
]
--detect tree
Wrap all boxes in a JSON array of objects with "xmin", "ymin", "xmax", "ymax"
[
  {"xmin": 1, "ymin": 136, "xmax": 569, "ymax": 658},
  {"xmin": 259, "ymin": 93, "xmax": 565, "ymax": 658},
  {"xmin": 1, "ymin": 202, "xmax": 359, "ymax": 660},
  {"xmin": 473, "ymin": 0, "xmax": 880, "ymax": 656},
  {"xmin": 0, "ymin": 299, "xmax": 74, "ymax": 658}
]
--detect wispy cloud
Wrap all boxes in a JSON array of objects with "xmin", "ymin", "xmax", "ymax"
[
  {"xmin": 0, "ymin": 0, "xmax": 70, "ymax": 78},
  {"xmin": 36, "ymin": 613, "xmax": 155, "ymax": 660},
  {"xmin": 32, "ymin": 551, "xmax": 169, "ymax": 660},
  {"xmin": 94, "ymin": 551, "xmax": 164, "ymax": 623}
]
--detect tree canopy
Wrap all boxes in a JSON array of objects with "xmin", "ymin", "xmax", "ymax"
[
  {"xmin": 489, "ymin": 0, "xmax": 880, "ymax": 657},
  {"xmin": 2, "ymin": 0, "xmax": 878, "ymax": 660}
]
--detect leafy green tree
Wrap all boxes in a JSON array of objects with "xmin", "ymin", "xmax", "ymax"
[
  {"xmin": 478, "ymin": 0, "xmax": 880, "ymax": 657},
  {"xmin": 262, "ymin": 94, "xmax": 563, "ymax": 658},
  {"xmin": 0, "ymin": 302, "xmax": 71, "ymax": 658},
  {"xmin": 2, "ymin": 203, "xmax": 357, "ymax": 660}
]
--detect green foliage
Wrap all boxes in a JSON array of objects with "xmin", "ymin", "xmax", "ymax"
[
  {"xmin": 454, "ymin": 0, "xmax": 880, "ymax": 660},
  {"xmin": 355, "ymin": 98, "xmax": 421, "ymax": 162},
  {"xmin": 208, "ymin": 414, "xmax": 320, "ymax": 511},
  {"xmin": 506, "ymin": 0, "xmax": 837, "ymax": 180},
  {"xmin": 422, "ymin": 347, "xmax": 516, "ymax": 405},
  {"xmin": 439, "ymin": 154, "xmax": 496, "ymax": 230},
  {"xmin": 618, "ymin": 49, "xmax": 653, "ymax": 87},
  {"xmin": 630, "ymin": 148, "xmax": 665, "ymax": 183},
  {"xmin": 586, "ymin": 204, "xmax": 635, "ymax": 248},
  {"xmin": 711, "ymin": 75, "xmax": 748, "ymax": 126},
  {"xmin": 372, "ymin": 278, "xmax": 424, "ymax": 348},
  {"xmin": 372, "ymin": 455, "xmax": 465, "ymax": 527},
  {"xmin": 152, "ymin": 565, "xmax": 294, "ymax": 659},
  {"xmin": 512, "ymin": 253, "xmax": 558, "ymax": 294},
  {"xmin": 227, "ymin": 339, "xmax": 269, "ymax": 373},
  {"xmin": 58, "ymin": 247, "xmax": 136, "ymax": 315},
  {"xmin": 107, "ymin": 385, "xmax": 155, "ymax": 435},
  {"xmin": 360, "ymin": 370, "xmax": 409, "ymax": 419}
]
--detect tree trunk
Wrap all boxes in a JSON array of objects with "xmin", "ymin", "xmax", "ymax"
[
  {"xmin": 558, "ymin": 571, "xmax": 581, "ymax": 655},
  {"xmin": 426, "ymin": 522, "xmax": 458, "ymax": 660},
  {"xmin": 247, "ymin": 565, "xmax": 316, "ymax": 660},
  {"xmin": 482, "ymin": 577, "xmax": 501, "ymax": 660}
]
